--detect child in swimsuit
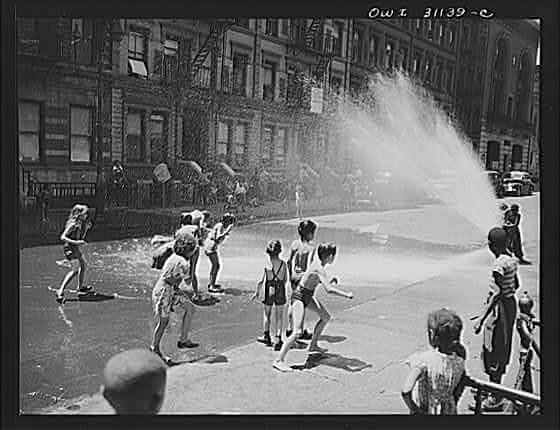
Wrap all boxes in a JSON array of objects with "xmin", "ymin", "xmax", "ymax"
[
  {"xmin": 273, "ymin": 243, "xmax": 353, "ymax": 372},
  {"xmin": 205, "ymin": 213, "xmax": 236, "ymax": 293},
  {"xmin": 286, "ymin": 219, "xmax": 317, "ymax": 340},
  {"xmin": 252, "ymin": 240, "xmax": 288, "ymax": 351},
  {"xmin": 55, "ymin": 204, "xmax": 93, "ymax": 303}
]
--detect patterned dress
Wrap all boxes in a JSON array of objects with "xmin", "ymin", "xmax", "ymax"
[{"xmin": 406, "ymin": 349, "xmax": 465, "ymax": 414}]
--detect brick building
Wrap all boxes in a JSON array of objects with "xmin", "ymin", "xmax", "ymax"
[
  {"xmin": 17, "ymin": 18, "xmax": 539, "ymax": 209},
  {"xmin": 455, "ymin": 19, "xmax": 539, "ymax": 173}
]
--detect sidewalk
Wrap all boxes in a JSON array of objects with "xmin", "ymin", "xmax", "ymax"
[{"xmin": 45, "ymin": 240, "xmax": 540, "ymax": 415}]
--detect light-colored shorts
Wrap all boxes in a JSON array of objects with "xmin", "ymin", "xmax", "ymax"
[{"xmin": 152, "ymin": 282, "xmax": 194, "ymax": 318}]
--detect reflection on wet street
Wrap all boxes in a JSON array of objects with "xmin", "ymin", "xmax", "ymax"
[{"xmin": 20, "ymin": 211, "xmax": 473, "ymax": 412}]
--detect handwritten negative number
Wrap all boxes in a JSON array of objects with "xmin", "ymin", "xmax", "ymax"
[{"xmin": 424, "ymin": 8, "xmax": 466, "ymax": 18}]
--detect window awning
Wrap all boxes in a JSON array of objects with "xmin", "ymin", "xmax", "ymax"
[
  {"xmin": 128, "ymin": 59, "xmax": 148, "ymax": 78},
  {"xmin": 300, "ymin": 162, "xmax": 319, "ymax": 179},
  {"xmin": 178, "ymin": 160, "xmax": 204, "ymax": 178}
]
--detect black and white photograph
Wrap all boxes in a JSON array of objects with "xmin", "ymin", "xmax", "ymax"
[{"xmin": 3, "ymin": 0, "xmax": 558, "ymax": 421}]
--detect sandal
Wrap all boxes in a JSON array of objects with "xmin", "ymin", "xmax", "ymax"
[
  {"xmin": 272, "ymin": 361, "xmax": 292, "ymax": 373},
  {"xmin": 77, "ymin": 286, "xmax": 94, "ymax": 294}
]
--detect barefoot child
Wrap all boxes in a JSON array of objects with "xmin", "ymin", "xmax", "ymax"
[
  {"xmin": 205, "ymin": 213, "xmax": 236, "ymax": 293},
  {"xmin": 286, "ymin": 219, "xmax": 317, "ymax": 340},
  {"xmin": 102, "ymin": 348, "xmax": 167, "ymax": 414},
  {"xmin": 473, "ymin": 227, "xmax": 520, "ymax": 411},
  {"xmin": 514, "ymin": 291, "xmax": 540, "ymax": 393},
  {"xmin": 402, "ymin": 309, "xmax": 467, "ymax": 415},
  {"xmin": 273, "ymin": 243, "xmax": 353, "ymax": 372},
  {"xmin": 151, "ymin": 230, "xmax": 200, "ymax": 364},
  {"xmin": 55, "ymin": 204, "xmax": 93, "ymax": 303},
  {"xmin": 252, "ymin": 240, "xmax": 288, "ymax": 351}
]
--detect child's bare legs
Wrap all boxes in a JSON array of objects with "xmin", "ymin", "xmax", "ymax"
[
  {"xmin": 151, "ymin": 314, "xmax": 169, "ymax": 355},
  {"xmin": 178, "ymin": 302, "xmax": 195, "ymax": 345},
  {"xmin": 207, "ymin": 252, "xmax": 221, "ymax": 287},
  {"xmin": 77, "ymin": 257, "xmax": 87, "ymax": 290},
  {"xmin": 274, "ymin": 300, "xmax": 305, "ymax": 370},
  {"xmin": 307, "ymin": 298, "xmax": 331, "ymax": 353},
  {"xmin": 57, "ymin": 269, "xmax": 77, "ymax": 298},
  {"xmin": 274, "ymin": 305, "xmax": 284, "ymax": 340},
  {"xmin": 263, "ymin": 305, "xmax": 272, "ymax": 333}
]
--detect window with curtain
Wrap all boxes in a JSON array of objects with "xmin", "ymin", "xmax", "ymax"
[
  {"xmin": 262, "ymin": 126, "xmax": 273, "ymax": 160},
  {"xmin": 126, "ymin": 110, "xmax": 144, "ymax": 161},
  {"xmin": 263, "ymin": 61, "xmax": 276, "ymax": 101},
  {"xmin": 150, "ymin": 113, "xmax": 166, "ymax": 164},
  {"xmin": 217, "ymin": 121, "xmax": 229, "ymax": 156},
  {"xmin": 70, "ymin": 106, "xmax": 92, "ymax": 162},
  {"xmin": 18, "ymin": 101, "xmax": 41, "ymax": 162},
  {"xmin": 234, "ymin": 123, "xmax": 246, "ymax": 156}
]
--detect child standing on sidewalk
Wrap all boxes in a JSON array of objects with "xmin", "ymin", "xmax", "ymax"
[
  {"xmin": 402, "ymin": 309, "xmax": 467, "ymax": 415},
  {"xmin": 151, "ymin": 230, "xmax": 200, "ymax": 364},
  {"xmin": 252, "ymin": 240, "xmax": 288, "ymax": 350},
  {"xmin": 55, "ymin": 204, "xmax": 93, "ymax": 303},
  {"xmin": 473, "ymin": 227, "xmax": 520, "ymax": 411},
  {"xmin": 286, "ymin": 219, "xmax": 317, "ymax": 340},
  {"xmin": 514, "ymin": 291, "xmax": 540, "ymax": 393},
  {"xmin": 273, "ymin": 243, "xmax": 353, "ymax": 372},
  {"xmin": 205, "ymin": 213, "xmax": 236, "ymax": 293}
]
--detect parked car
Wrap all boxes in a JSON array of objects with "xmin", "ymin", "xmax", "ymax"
[
  {"xmin": 502, "ymin": 171, "xmax": 534, "ymax": 196},
  {"xmin": 485, "ymin": 170, "xmax": 504, "ymax": 198}
]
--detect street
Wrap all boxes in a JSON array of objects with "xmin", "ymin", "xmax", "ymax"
[{"xmin": 20, "ymin": 194, "xmax": 540, "ymax": 413}]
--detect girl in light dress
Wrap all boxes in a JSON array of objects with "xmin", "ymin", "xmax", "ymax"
[{"xmin": 402, "ymin": 308, "xmax": 468, "ymax": 415}]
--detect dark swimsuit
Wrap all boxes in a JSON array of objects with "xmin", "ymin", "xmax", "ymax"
[
  {"xmin": 262, "ymin": 262, "xmax": 287, "ymax": 306},
  {"xmin": 63, "ymin": 223, "xmax": 84, "ymax": 260},
  {"xmin": 291, "ymin": 286, "xmax": 314, "ymax": 308}
]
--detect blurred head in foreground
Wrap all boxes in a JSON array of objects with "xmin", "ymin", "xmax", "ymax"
[{"xmin": 102, "ymin": 349, "xmax": 167, "ymax": 414}]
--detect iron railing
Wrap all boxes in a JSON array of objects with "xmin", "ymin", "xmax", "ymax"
[{"xmin": 464, "ymin": 376, "xmax": 541, "ymax": 415}]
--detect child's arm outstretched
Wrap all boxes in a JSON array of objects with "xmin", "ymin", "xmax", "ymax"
[
  {"xmin": 320, "ymin": 276, "xmax": 353, "ymax": 299},
  {"xmin": 401, "ymin": 366, "xmax": 424, "ymax": 414}
]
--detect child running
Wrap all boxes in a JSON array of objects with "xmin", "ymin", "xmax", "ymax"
[
  {"xmin": 151, "ymin": 229, "xmax": 200, "ymax": 365},
  {"xmin": 251, "ymin": 240, "xmax": 288, "ymax": 351},
  {"xmin": 204, "ymin": 213, "xmax": 236, "ymax": 293},
  {"xmin": 286, "ymin": 219, "xmax": 317, "ymax": 340},
  {"xmin": 273, "ymin": 243, "xmax": 353, "ymax": 372},
  {"xmin": 102, "ymin": 348, "xmax": 167, "ymax": 414},
  {"xmin": 473, "ymin": 227, "xmax": 520, "ymax": 411},
  {"xmin": 55, "ymin": 204, "xmax": 93, "ymax": 303},
  {"xmin": 402, "ymin": 309, "xmax": 467, "ymax": 415}
]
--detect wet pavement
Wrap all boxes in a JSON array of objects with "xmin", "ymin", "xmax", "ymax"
[{"xmin": 19, "ymin": 196, "xmax": 539, "ymax": 413}]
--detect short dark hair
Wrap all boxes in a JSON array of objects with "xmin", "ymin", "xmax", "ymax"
[
  {"xmin": 222, "ymin": 213, "xmax": 236, "ymax": 225},
  {"xmin": 298, "ymin": 219, "xmax": 317, "ymax": 239},
  {"xmin": 317, "ymin": 243, "xmax": 336, "ymax": 262},
  {"xmin": 488, "ymin": 227, "xmax": 507, "ymax": 248},
  {"xmin": 180, "ymin": 213, "xmax": 192, "ymax": 226},
  {"xmin": 427, "ymin": 308, "xmax": 465, "ymax": 357},
  {"xmin": 266, "ymin": 239, "xmax": 282, "ymax": 256}
]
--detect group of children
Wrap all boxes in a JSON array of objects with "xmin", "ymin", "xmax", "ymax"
[
  {"xmin": 55, "ymin": 202, "xmax": 538, "ymax": 415},
  {"xmin": 401, "ymin": 225, "xmax": 539, "ymax": 415},
  {"xmin": 249, "ymin": 219, "xmax": 354, "ymax": 372}
]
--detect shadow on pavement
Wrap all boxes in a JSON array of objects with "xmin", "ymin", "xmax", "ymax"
[
  {"xmin": 65, "ymin": 293, "xmax": 116, "ymax": 302},
  {"xmin": 192, "ymin": 295, "xmax": 221, "ymax": 306},
  {"xmin": 222, "ymin": 288, "xmax": 250, "ymax": 297},
  {"xmin": 318, "ymin": 334, "xmax": 347, "ymax": 343},
  {"xmin": 292, "ymin": 353, "xmax": 372, "ymax": 373}
]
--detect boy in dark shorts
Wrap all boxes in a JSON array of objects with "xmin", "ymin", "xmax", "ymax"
[
  {"xmin": 102, "ymin": 348, "xmax": 167, "ymax": 414},
  {"xmin": 473, "ymin": 227, "xmax": 520, "ymax": 411},
  {"xmin": 273, "ymin": 243, "xmax": 353, "ymax": 372},
  {"xmin": 503, "ymin": 204, "xmax": 531, "ymax": 264},
  {"xmin": 286, "ymin": 219, "xmax": 317, "ymax": 340},
  {"xmin": 252, "ymin": 240, "xmax": 288, "ymax": 350}
]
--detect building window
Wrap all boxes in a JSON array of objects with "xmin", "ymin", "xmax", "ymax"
[
  {"xmin": 217, "ymin": 121, "xmax": 229, "ymax": 157},
  {"xmin": 275, "ymin": 128, "xmax": 288, "ymax": 165},
  {"xmin": 331, "ymin": 75, "xmax": 342, "ymax": 95},
  {"xmin": 233, "ymin": 53, "xmax": 249, "ymax": 96},
  {"xmin": 352, "ymin": 29, "xmax": 361, "ymax": 63},
  {"xmin": 438, "ymin": 23, "xmax": 445, "ymax": 44},
  {"xmin": 71, "ymin": 19, "xmax": 94, "ymax": 65},
  {"xmin": 384, "ymin": 41, "xmax": 394, "ymax": 69},
  {"xmin": 18, "ymin": 101, "xmax": 41, "ymax": 162},
  {"xmin": 126, "ymin": 110, "xmax": 144, "ymax": 162},
  {"xmin": 413, "ymin": 53, "xmax": 421, "ymax": 76},
  {"xmin": 263, "ymin": 60, "xmax": 276, "ymax": 101},
  {"xmin": 426, "ymin": 20, "xmax": 433, "ymax": 40},
  {"xmin": 424, "ymin": 56, "xmax": 433, "ymax": 83},
  {"xmin": 507, "ymin": 96, "xmax": 514, "ymax": 119},
  {"xmin": 368, "ymin": 35, "xmax": 377, "ymax": 66},
  {"xmin": 512, "ymin": 144, "xmax": 523, "ymax": 168},
  {"xmin": 265, "ymin": 19, "xmax": 279, "ymax": 37},
  {"xmin": 462, "ymin": 24, "xmax": 470, "ymax": 49},
  {"xmin": 70, "ymin": 106, "xmax": 92, "ymax": 163},
  {"xmin": 334, "ymin": 22, "xmax": 344, "ymax": 56},
  {"xmin": 150, "ymin": 113, "xmax": 166, "ymax": 164},
  {"xmin": 447, "ymin": 67, "xmax": 454, "ymax": 93},
  {"xmin": 163, "ymin": 39, "xmax": 178, "ymax": 81},
  {"xmin": 415, "ymin": 19, "xmax": 421, "ymax": 34},
  {"xmin": 128, "ymin": 31, "xmax": 147, "ymax": 78},
  {"xmin": 399, "ymin": 47, "xmax": 408, "ymax": 70},
  {"xmin": 262, "ymin": 126, "xmax": 273, "ymax": 160},
  {"xmin": 234, "ymin": 123, "xmax": 246, "ymax": 156},
  {"xmin": 236, "ymin": 19, "xmax": 250, "ymax": 29},
  {"xmin": 448, "ymin": 26, "xmax": 455, "ymax": 48}
]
